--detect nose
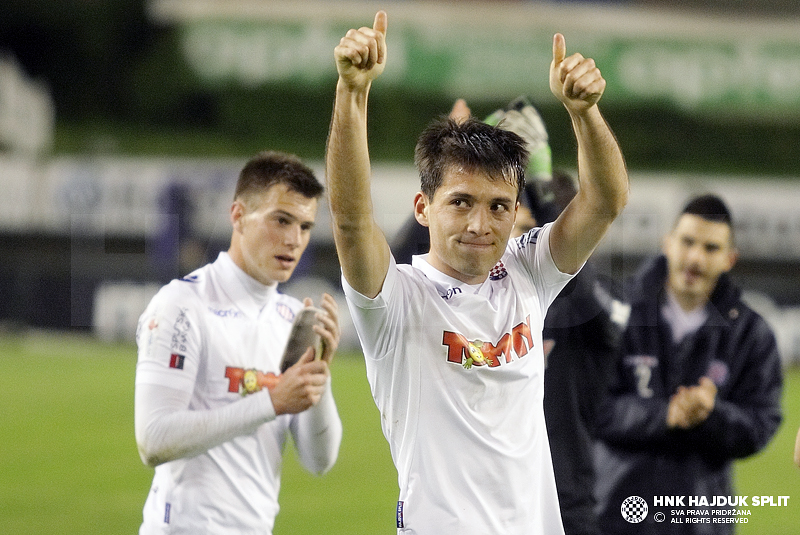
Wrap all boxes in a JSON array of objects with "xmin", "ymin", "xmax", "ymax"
[
  {"xmin": 685, "ymin": 243, "xmax": 705, "ymax": 266},
  {"xmin": 283, "ymin": 223, "xmax": 303, "ymax": 247},
  {"xmin": 466, "ymin": 206, "xmax": 491, "ymax": 235}
]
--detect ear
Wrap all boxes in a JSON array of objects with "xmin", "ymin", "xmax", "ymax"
[
  {"xmin": 511, "ymin": 200, "xmax": 521, "ymax": 229},
  {"xmin": 230, "ymin": 200, "xmax": 245, "ymax": 233},
  {"xmin": 726, "ymin": 247, "xmax": 739, "ymax": 271},
  {"xmin": 413, "ymin": 192, "xmax": 430, "ymax": 227}
]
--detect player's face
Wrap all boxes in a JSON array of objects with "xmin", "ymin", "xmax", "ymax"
[
  {"xmin": 232, "ymin": 183, "xmax": 318, "ymax": 286},
  {"xmin": 663, "ymin": 213, "xmax": 736, "ymax": 310},
  {"xmin": 416, "ymin": 167, "xmax": 518, "ymax": 284}
]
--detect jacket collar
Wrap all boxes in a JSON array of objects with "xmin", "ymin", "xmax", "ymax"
[{"xmin": 630, "ymin": 255, "xmax": 741, "ymax": 317}]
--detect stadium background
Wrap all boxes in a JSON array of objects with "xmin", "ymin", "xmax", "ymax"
[{"xmin": 1, "ymin": 0, "xmax": 799, "ymax": 532}]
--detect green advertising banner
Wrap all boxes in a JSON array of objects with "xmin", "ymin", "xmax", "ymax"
[{"xmin": 154, "ymin": 0, "xmax": 800, "ymax": 120}]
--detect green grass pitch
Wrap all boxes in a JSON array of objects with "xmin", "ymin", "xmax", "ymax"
[{"xmin": 0, "ymin": 331, "xmax": 797, "ymax": 533}]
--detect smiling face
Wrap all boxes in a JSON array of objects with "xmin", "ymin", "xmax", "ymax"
[
  {"xmin": 663, "ymin": 213, "xmax": 737, "ymax": 311},
  {"xmin": 228, "ymin": 183, "xmax": 318, "ymax": 286},
  {"xmin": 415, "ymin": 166, "xmax": 519, "ymax": 284}
]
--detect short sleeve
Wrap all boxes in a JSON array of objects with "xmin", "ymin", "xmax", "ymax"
[
  {"xmin": 341, "ymin": 255, "xmax": 401, "ymax": 361},
  {"xmin": 512, "ymin": 222, "xmax": 579, "ymax": 313}
]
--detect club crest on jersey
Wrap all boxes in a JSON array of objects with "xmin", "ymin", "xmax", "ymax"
[
  {"xmin": 706, "ymin": 360, "xmax": 729, "ymax": 386},
  {"xmin": 276, "ymin": 303, "xmax": 295, "ymax": 322},
  {"xmin": 442, "ymin": 315, "xmax": 534, "ymax": 369},
  {"xmin": 489, "ymin": 260, "xmax": 508, "ymax": 281}
]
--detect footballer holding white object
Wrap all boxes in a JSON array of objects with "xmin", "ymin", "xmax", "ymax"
[
  {"xmin": 326, "ymin": 10, "xmax": 628, "ymax": 535},
  {"xmin": 134, "ymin": 151, "xmax": 342, "ymax": 534}
]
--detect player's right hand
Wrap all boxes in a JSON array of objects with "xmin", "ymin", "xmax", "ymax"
[
  {"xmin": 334, "ymin": 10, "xmax": 388, "ymax": 90},
  {"xmin": 270, "ymin": 350, "xmax": 330, "ymax": 415}
]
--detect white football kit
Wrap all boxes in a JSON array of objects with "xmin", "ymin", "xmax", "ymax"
[
  {"xmin": 343, "ymin": 223, "xmax": 574, "ymax": 535},
  {"xmin": 135, "ymin": 252, "xmax": 341, "ymax": 534}
]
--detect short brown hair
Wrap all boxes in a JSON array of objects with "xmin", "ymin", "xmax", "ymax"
[
  {"xmin": 414, "ymin": 117, "xmax": 528, "ymax": 201},
  {"xmin": 234, "ymin": 151, "xmax": 323, "ymax": 201}
]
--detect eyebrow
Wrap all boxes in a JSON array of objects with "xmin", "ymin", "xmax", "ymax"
[
  {"xmin": 273, "ymin": 209, "xmax": 315, "ymax": 228},
  {"xmin": 448, "ymin": 191, "xmax": 515, "ymax": 205}
]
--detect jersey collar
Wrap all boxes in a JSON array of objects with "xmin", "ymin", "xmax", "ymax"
[
  {"xmin": 215, "ymin": 252, "xmax": 278, "ymax": 318},
  {"xmin": 411, "ymin": 254, "xmax": 484, "ymax": 297}
]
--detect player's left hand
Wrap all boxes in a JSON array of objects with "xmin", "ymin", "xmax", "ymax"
[
  {"xmin": 550, "ymin": 33, "xmax": 606, "ymax": 113},
  {"xmin": 304, "ymin": 293, "xmax": 340, "ymax": 365}
]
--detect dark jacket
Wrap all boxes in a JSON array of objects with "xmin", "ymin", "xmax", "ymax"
[
  {"xmin": 543, "ymin": 262, "xmax": 625, "ymax": 535},
  {"xmin": 594, "ymin": 256, "xmax": 783, "ymax": 535}
]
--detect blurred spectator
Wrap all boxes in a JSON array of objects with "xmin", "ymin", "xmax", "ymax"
[{"xmin": 594, "ymin": 194, "xmax": 783, "ymax": 534}]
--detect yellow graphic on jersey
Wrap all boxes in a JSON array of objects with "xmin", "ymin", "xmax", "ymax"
[
  {"xmin": 464, "ymin": 340, "xmax": 488, "ymax": 369},
  {"xmin": 242, "ymin": 369, "xmax": 260, "ymax": 394}
]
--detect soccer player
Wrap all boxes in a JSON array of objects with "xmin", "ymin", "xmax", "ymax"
[
  {"xmin": 594, "ymin": 194, "xmax": 783, "ymax": 534},
  {"xmin": 326, "ymin": 10, "xmax": 628, "ymax": 534},
  {"xmin": 393, "ymin": 94, "xmax": 628, "ymax": 535},
  {"xmin": 134, "ymin": 151, "xmax": 343, "ymax": 534}
]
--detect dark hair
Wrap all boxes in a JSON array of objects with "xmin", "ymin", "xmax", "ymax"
[
  {"xmin": 680, "ymin": 194, "xmax": 733, "ymax": 227},
  {"xmin": 234, "ymin": 151, "xmax": 324, "ymax": 201},
  {"xmin": 414, "ymin": 116, "xmax": 528, "ymax": 201}
]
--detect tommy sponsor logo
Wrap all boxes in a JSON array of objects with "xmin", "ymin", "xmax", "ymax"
[
  {"xmin": 442, "ymin": 315, "xmax": 534, "ymax": 369},
  {"xmin": 225, "ymin": 367, "xmax": 279, "ymax": 396}
]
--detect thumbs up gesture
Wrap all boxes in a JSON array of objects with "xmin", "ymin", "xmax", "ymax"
[
  {"xmin": 550, "ymin": 33, "xmax": 606, "ymax": 113},
  {"xmin": 335, "ymin": 10, "xmax": 388, "ymax": 91}
]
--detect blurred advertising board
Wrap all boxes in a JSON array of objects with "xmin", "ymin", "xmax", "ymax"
[{"xmin": 149, "ymin": 0, "xmax": 800, "ymax": 120}]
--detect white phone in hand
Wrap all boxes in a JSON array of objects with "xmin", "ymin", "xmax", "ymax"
[{"xmin": 279, "ymin": 307, "xmax": 323, "ymax": 373}]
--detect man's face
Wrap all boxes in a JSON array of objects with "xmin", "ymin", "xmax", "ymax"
[
  {"xmin": 663, "ymin": 213, "xmax": 736, "ymax": 309},
  {"xmin": 415, "ymin": 167, "xmax": 518, "ymax": 284},
  {"xmin": 232, "ymin": 183, "xmax": 318, "ymax": 286}
]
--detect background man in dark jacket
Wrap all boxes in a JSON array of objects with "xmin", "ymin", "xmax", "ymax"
[{"xmin": 594, "ymin": 194, "xmax": 783, "ymax": 534}]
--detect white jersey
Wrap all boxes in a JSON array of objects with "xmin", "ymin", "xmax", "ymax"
[
  {"xmin": 343, "ymin": 224, "xmax": 574, "ymax": 535},
  {"xmin": 135, "ymin": 252, "xmax": 330, "ymax": 534}
]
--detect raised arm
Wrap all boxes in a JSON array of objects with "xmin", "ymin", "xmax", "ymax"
[
  {"xmin": 548, "ymin": 33, "xmax": 629, "ymax": 274},
  {"xmin": 326, "ymin": 11, "xmax": 391, "ymax": 298}
]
